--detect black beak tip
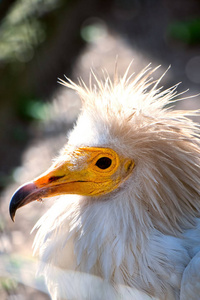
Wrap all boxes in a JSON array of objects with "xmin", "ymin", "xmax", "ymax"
[
  {"xmin": 9, "ymin": 182, "xmax": 37, "ymax": 222},
  {"xmin": 9, "ymin": 204, "xmax": 16, "ymax": 222}
]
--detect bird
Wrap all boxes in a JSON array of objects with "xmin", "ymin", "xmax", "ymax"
[{"xmin": 9, "ymin": 63, "xmax": 200, "ymax": 300}]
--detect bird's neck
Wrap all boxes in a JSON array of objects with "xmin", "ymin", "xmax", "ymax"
[
  {"xmin": 72, "ymin": 195, "xmax": 153, "ymax": 275},
  {"xmin": 34, "ymin": 195, "xmax": 188, "ymax": 299}
]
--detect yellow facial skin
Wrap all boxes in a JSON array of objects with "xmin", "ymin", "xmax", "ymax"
[
  {"xmin": 34, "ymin": 147, "xmax": 135, "ymax": 197},
  {"xmin": 9, "ymin": 147, "xmax": 135, "ymax": 221}
]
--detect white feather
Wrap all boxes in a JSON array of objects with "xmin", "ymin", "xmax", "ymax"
[{"xmin": 32, "ymin": 65, "xmax": 200, "ymax": 299}]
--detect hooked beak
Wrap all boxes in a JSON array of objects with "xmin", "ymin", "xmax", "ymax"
[
  {"xmin": 9, "ymin": 182, "xmax": 39, "ymax": 222},
  {"xmin": 9, "ymin": 158, "xmax": 92, "ymax": 222}
]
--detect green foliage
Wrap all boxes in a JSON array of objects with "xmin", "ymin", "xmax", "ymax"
[
  {"xmin": 0, "ymin": 0, "xmax": 61, "ymax": 63},
  {"xmin": 0, "ymin": 19, "xmax": 44, "ymax": 63},
  {"xmin": 167, "ymin": 18, "xmax": 200, "ymax": 45},
  {"xmin": 80, "ymin": 21, "xmax": 107, "ymax": 43},
  {"xmin": 16, "ymin": 97, "xmax": 50, "ymax": 121}
]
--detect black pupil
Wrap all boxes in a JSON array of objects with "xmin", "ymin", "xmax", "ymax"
[{"xmin": 95, "ymin": 157, "xmax": 112, "ymax": 169}]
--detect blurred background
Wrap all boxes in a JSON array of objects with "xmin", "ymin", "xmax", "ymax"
[{"xmin": 0, "ymin": 0, "xmax": 200, "ymax": 299}]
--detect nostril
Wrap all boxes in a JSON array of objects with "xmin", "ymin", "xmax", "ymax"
[{"xmin": 48, "ymin": 175, "xmax": 64, "ymax": 183}]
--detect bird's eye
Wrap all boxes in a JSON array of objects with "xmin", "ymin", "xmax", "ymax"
[{"xmin": 95, "ymin": 157, "xmax": 112, "ymax": 169}]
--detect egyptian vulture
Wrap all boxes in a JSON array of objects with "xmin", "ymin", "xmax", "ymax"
[{"xmin": 10, "ymin": 64, "xmax": 200, "ymax": 300}]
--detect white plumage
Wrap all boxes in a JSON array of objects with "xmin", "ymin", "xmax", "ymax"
[{"xmin": 10, "ymin": 64, "xmax": 200, "ymax": 300}]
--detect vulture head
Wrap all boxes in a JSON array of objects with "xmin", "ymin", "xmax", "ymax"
[{"xmin": 9, "ymin": 65, "xmax": 200, "ymax": 300}]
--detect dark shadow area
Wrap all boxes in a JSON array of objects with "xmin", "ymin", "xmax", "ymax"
[{"xmin": 108, "ymin": 0, "xmax": 200, "ymax": 88}]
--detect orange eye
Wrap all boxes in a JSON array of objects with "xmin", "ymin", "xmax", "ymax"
[{"xmin": 95, "ymin": 157, "xmax": 112, "ymax": 169}]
